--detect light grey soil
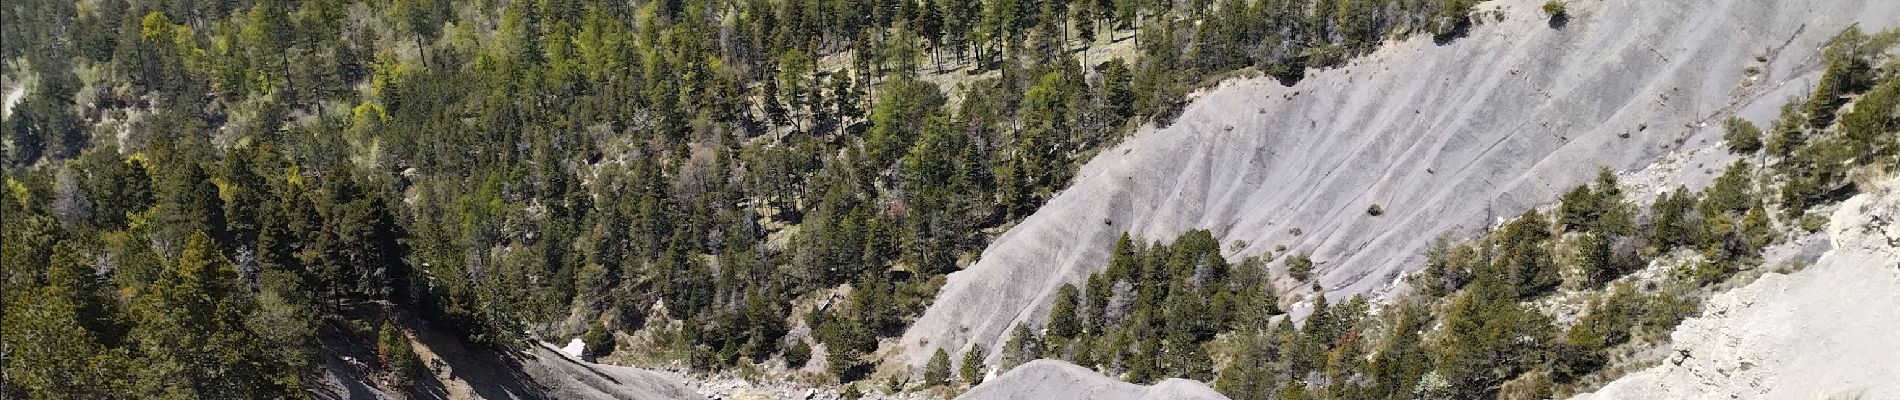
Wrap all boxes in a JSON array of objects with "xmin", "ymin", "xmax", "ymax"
[
  {"xmin": 956, "ymin": 360, "xmax": 1228, "ymax": 400},
  {"xmin": 309, "ymin": 320, "xmax": 703, "ymax": 400}
]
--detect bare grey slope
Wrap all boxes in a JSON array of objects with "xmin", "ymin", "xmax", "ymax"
[
  {"xmin": 310, "ymin": 328, "xmax": 703, "ymax": 400},
  {"xmin": 1574, "ymin": 178, "xmax": 1900, "ymax": 400},
  {"xmin": 957, "ymin": 360, "xmax": 1230, "ymax": 400},
  {"xmin": 902, "ymin": 0, "xmax": 1900, "ymax": 368}
]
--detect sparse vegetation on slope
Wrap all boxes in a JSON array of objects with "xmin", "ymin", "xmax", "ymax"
[{"xmin": 988, "ymin": 26, "xmax": 1900, "ymax": 400}]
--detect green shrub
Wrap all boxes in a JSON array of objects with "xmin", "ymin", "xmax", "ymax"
[
  {"xmin": 1638, "ymin": 292, "xmax": 1699, "ymax": 339},
  {"xmin": 784, "ymin": 340, "xmax": 812, "ymax": 369},
  {"xmin": 1800, "ymin": 212, "xmax": 1831, "ymax": 232},
  {"xmin": 1542, "ymin": 0, "xmax": 1567, "ymax": 19},
  {"xmin": 1287, "ymin": 252, "xmax": 1315, "ymax": 282},
  {"xmin": 1433, "ymin": 0, "xmax": 1476, "ymax": 41},
  {"xmin": 1692, "ymin": 258, "xmax": 1738, "ymax": 286},
  {"xmin": 583, "ymin": 322, "xmax": 614, "ymax": 359},
  {"xmin": 924, "ymin": 349, "xmax": 952, "ymax": 386},
  {"xmin": 1724, "ymin": 117, "xmax": 1764, "ymax": 153}
]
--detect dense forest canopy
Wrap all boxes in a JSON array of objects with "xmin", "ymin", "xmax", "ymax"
[{"xmin": 5, "ymin": 0, "xmax": 1896, "ymax": 396}]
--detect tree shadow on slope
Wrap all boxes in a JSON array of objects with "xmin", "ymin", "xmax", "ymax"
[
  {"xmin": 310, "ymin": 347, "xmax": 395, "ymax": 400},
  {"xmin": 401, "ymin": 313, "xmax": 549, "ymax": 400},
  {"xmin": 1433, "ymin": 19, "xmax": 1474, "ymax": 46}
]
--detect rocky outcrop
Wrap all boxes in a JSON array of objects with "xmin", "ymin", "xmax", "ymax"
[
  {"xmin": 956, "ymin": 360, "xmax": 1229, "ymax": 400},
  {"xmin": 522, "ymin": 344, "xmax": 708, "ymax": 400},
  {"xmin": 1575, "ymin": 177, "xmax": 1900, "ymax": 400},
  {"xmin": 309, "ymin": 323, "xmax": 703, "ymax": 400},
  {"xmin": 901, "ymin": 0, "xmax": 1900, "ymax": 369}
]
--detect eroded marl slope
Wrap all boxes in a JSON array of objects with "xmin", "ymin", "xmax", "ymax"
[
  {"xmin": 310, "ymin": 317, "xmax": 704, "ymax": 400},
  {"xmin": 956, "ymin": 360, "xmax": 1228, "ymax": 400},
  {"xmin": 902, "ymin": 0, "xmax": 1900, "ymax": 369}
]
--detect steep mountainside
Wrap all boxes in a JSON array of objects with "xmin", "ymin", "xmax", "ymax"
[
  {"xmin": 904, "ymin": 0, "xmax": 1900, "ymax": 368},
  {"xmin": 1575, "ymin": 177, "xmax": 1900, "ymax": 400}
]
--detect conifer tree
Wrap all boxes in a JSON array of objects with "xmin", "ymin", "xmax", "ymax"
[
  {"xmin": 925, "ymin": 348, "xmax": 953, "ymax": 385},
  {"xmin": 1048, "ymin": 283, "xmax": 1083, "ymax": 339},
  {"xmin": 1000, "ymin": 322, "xmax": 1043, "ymax": 371},
  {"xmin": 962, "ymin": 344, "xmax": 989, "ymax": 384}
]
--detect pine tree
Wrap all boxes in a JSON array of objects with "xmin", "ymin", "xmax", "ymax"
[
  {"xmin": 154, "ymin": 162, "xmax": 229, "ymax": 252},
  {"xmin": 1740, "ymin": 205, "xmax": 1775, "ymax": 251},
  {"xmin": 1701, "ymin": 160, "xmax": 1756, "ymax": 215},
  {"xmin": 1591, "ymin": 167, "xmax": 1635, "ymax": 235},
  {"xmin": 220, "ymin": 146, "xmax": 273, "ymax": 247},
  {"xmin": 1650, "ymin": 187, "xmax": 1701, "ymax": 250},
  {"xmin": 1368, "ymin": 303, "xmax": 1432, "ymax": 399},
  {"xmin": 1434, "ymin": 276, "xmax": 1553, "ymax": 398},
  {"xmin": 1497, "ymin": 210, "xmax": 1559, "ymax": 298},
  {"xmin": 133, "ymin": 231, "xmax": 289, "ymax": 398},
  {"xmin": 1048, "ymin": 283, "xmax": 1082, "ymax": 339},
  {"xmin": 1575, "ymin": 232, "xmax": 1613, "ymax": 287},
  {"xmin": 1084, "ymin": 272, "xmax": 1111, "ymax": 332},
  {"xmin": 584, "ymin": 321, "xmax": 615, "ymax": 359},
  {"xmin": 1214, "ymin": 333, "xmax": 1280, "ymax": 400},
  {"xmin": 962, "ymin": 344, "xmax": 989, "ymax": 384},
  {"xmin": 2, "ymin": 284, "xmax": 126, "ymax": 397},
  {"xmin": 925, "ymin": 348, "xmax": 953, "ymax": 385},
  {"xmin": 378, "ymin": 319, "xmax": 423, "ymax": 387},
  {"xmin": 1557, "ymin": 184, "xmax": 1600, "ymax": 232},
  {"xmin": 1000, "ymin": 322, "xmax": 1042, "ymax": 371},
  {"xmin": 1805, "ymin": 56, "xmax": 1870, "ymax": 129},
  {"xmin": 1126, "ymin": 333, "xmax": 1162, "ymax": 383},
  {"xmin": 74, "ymin": 146, "xmax": 154, "ymax": 229}
]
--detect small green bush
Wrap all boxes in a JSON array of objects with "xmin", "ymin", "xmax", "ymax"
[
  {"xmin": 1432, "ymin": 0, "xmax": 1476, "ymax": 41},
  {"xmin": 1542, "ymin": 0, "xmax": 1567, "ymax": 19},
  {"xmin": 1724, "ymin": 117, "xmax": 1764, "ymax": 153},
  {"xmin": 582, "ymin": 322, "xmax": 614, "ymax": 359},
  {"xmin": 1800, "ymin": 212, "xmax": 1830, "ymax": 232},
  {"xmin": 784, "ymin": 340, "xmax": 812, "ymax": 369},
  {"xmin": 1691, "ymin": 259, "xmax": 1738, "ymax": 286},
  {"xmin": 924, "ymin": 349, "xmax": 952, "ymax": 386},
  {"xmin": 1287, "ymin": 252, "xmax": 1315, "ymax": 282}
]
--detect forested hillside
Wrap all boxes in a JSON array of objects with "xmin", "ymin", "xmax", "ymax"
[{"xmin": 1, "ymin": 0, "xmax": 1501, "ymax": 396}]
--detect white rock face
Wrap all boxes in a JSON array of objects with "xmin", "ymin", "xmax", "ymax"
[
  {"xmin": 1576, "ymin": 178, "xmax": 1900, "ymax": 400},
  {"xmin": 901, "ymin": 0, "xmax": 1900, "ymax": 368},
  {"xmin": 956, "ymin": 360, "xmax": 1229, "ymax": 400},
  {"xmin": 562, "ymin": 338, "xmax": 587, "ymax": 358},
  {"xmin": 2, "ymin": 85, "xmax": 23, "ymax": 118}
]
